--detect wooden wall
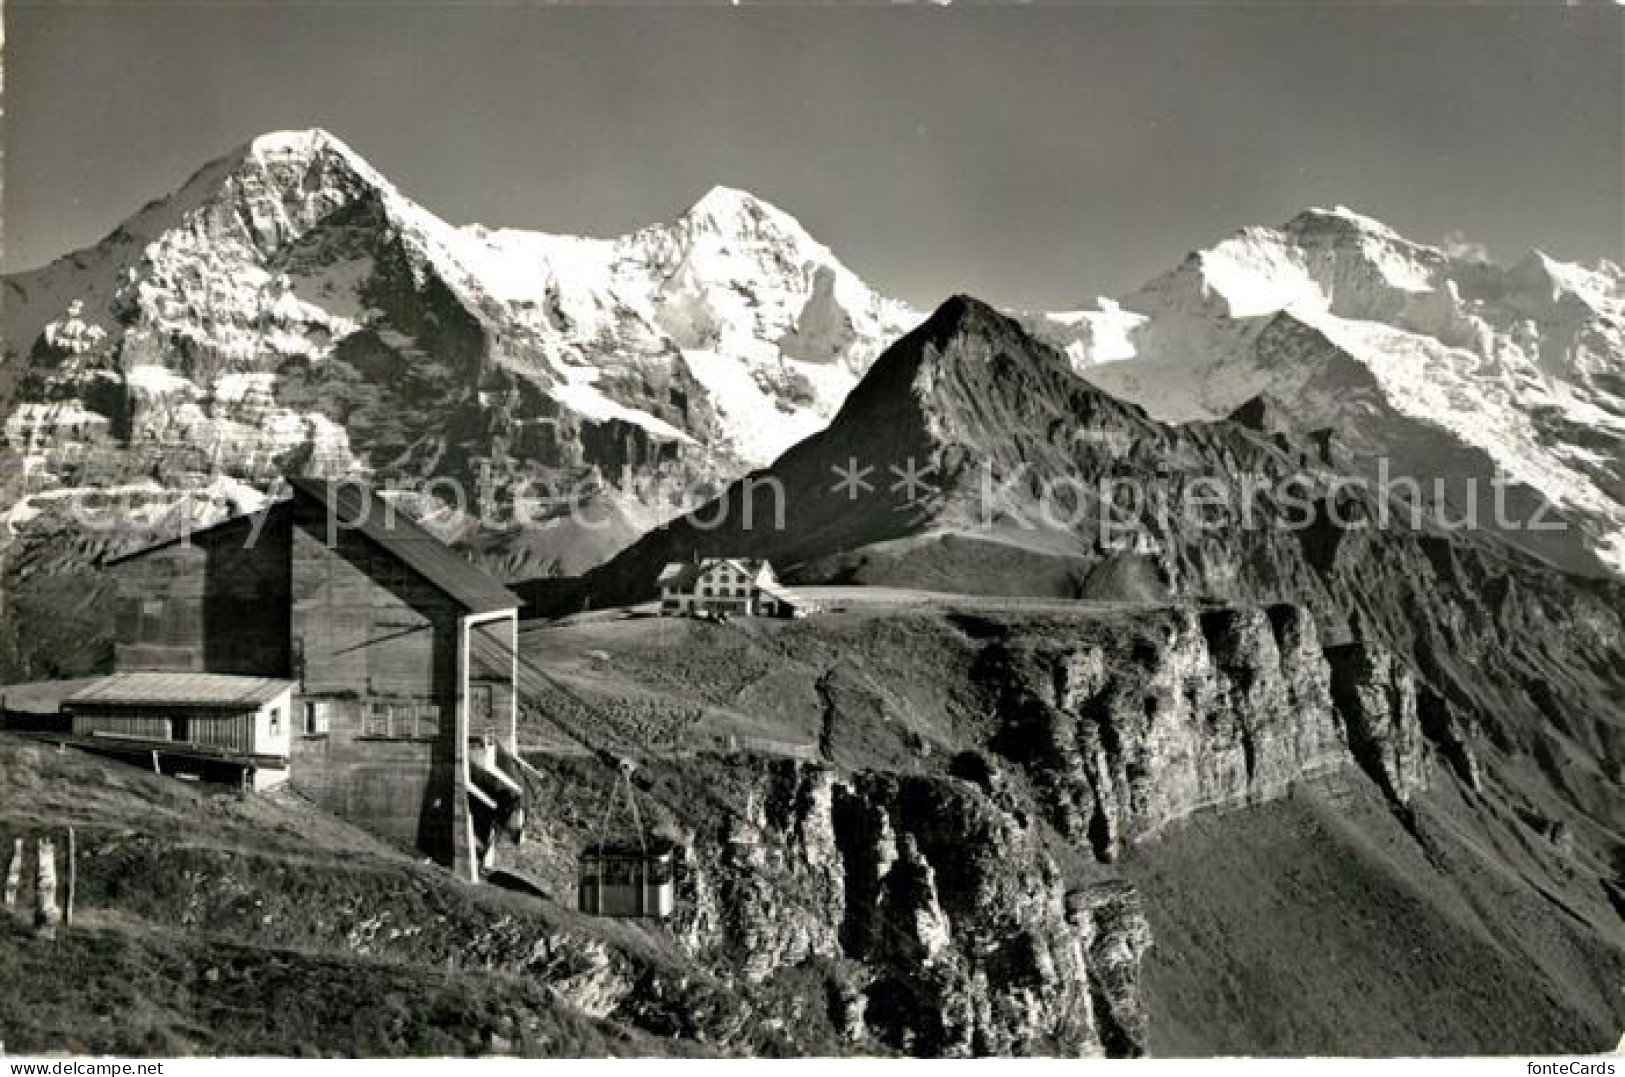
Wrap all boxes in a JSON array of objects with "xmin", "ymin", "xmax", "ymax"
[
  {"xmin": 68, "ymin": 703, "xmax": 282, "ymax": 756},
  {"xmin": 288, "ymin": 520, "xmax": 451, "ymax": 710},
  {"xmin": 183, "ymin": 710, "xmax": 262, "ymax": 754},
  {"xmin": 286, "ymin": 504, "xmax": 463, "ymax": 869},
  {"xmin": 102, "ymin": 492, "xmax": 500, "ymax": 874},
  {"xmin": 70, "ymin": 708, "xmax": 174, "ymax": 742}
]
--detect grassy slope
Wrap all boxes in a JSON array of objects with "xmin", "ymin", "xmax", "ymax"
[
  {"xmin": 0, "ymin": 916, "xmax": 635, "ymax": 1058},
  {"xmin": 1124, "ymin": 777, "xmax": 1625, "ymax": 1056},
  {"xmin": 517, "ymin": 604, "xmax": 1000, "ymax": 768},
  {"xmin": 0, "ymin": 735, "xmax": 713, "ymax": 1057}
]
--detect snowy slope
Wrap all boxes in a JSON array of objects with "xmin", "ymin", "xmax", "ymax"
[
  {"xmin": 1035, "ymin": 207, "xmax": 1625, "ymax": 576},
  {"xmin": 4, "ymin": 132, "xmax": 917, "ymax": 464}
]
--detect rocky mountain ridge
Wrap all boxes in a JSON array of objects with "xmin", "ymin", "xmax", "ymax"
[
  {"xmin": 4, "ymin": 132, "xmax": 1623, "ymax": 1059},
  {"xmin": 570, "ymin": 295, "xmax": 1625, "ymax": 873},
  {"xmin": 6, "ymin": 134, "xmax": 1620, "ymax": 601}
]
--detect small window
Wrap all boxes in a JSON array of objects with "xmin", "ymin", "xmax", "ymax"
[
  {"xmin": 139, "ymin": 598, "xmax": 165, "ymax": 639},
  {"xmin": 268, "ymin": 707, "xmax": 282, "ymax": 735},
  {"xmin": 364, "ymin": 702, "xmax": 390, "ymax": 738}
]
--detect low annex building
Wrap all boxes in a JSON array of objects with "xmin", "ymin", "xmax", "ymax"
[
  {"xmin": 95, "ymin": 477, "xmax": 526, "ymax": 881},
  {"xmin": 656, "ymin": 558, "xmax": 815, "ymax": 618}
]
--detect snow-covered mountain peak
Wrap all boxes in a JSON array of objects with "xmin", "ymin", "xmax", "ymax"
[
  {"xmin": 658, "ymin": 183, "xmax": 839, "ymax": 282},
  {"xmin": 1507, "ymin": 248, "xmax": 1623, "ymax": 313},
  {"xmin": 679, "ymin": 184, "xmax": 803, "ymax": 235},
  {"xmin": 156, "ymin": 127, "xmax": 395, "ymax": 224},
  {"xmin": 1041, "ymin": 209, "xmax": 1625, "ymax": 577},
  {"xmin": 598, "ymin": 182, "xmax": 923, "ymax": 460},
  {"xmin": 243, "ymin": 126, "xmax": 359, "ymax": 163},
  {"xmin": 1284, "ymin": 204, "xmax": 1415, "ymax": 243},
  {"xmin": 1105, "ymin": 206, "xmax": 1468, "ymax": 333}
]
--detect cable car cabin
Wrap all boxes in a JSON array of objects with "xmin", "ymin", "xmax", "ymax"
[{"xmin": 578, "ymin": 840, "xmax": 675, "ymax": 919}]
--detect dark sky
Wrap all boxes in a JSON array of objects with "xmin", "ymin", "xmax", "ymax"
[{"xmin": 4, "ymin": 1, "xmax": 1621, "ymax": 309}]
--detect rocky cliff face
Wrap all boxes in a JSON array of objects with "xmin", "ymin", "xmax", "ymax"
[
  {"xmin": 985, "ymin": 604, "xmax": 1349, "ymax": 860},
  {"xmin": 1325, "ymin": 639, "xmax": 1429, "ymax": 807},
  {"xmin": 671, "ymin": 762, "xmax": 1152, "ymax": 1056},
  {"xmin": 503, "ymin": 588, "xmax": 1529, "ymax": 1056}
]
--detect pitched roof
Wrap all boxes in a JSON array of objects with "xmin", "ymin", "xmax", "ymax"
[
  {"xmin": 287, "ymin": 478, "xmax": 521, "ymax": 614},
  {"xmin": 104, "ymin": 501, "xmax": 292, "ymax": 566},
  {"xmin": 66, "ymin": 672, "xmax": 295, "ymax": 709},
  {"xmin": 657, "ymin": 557, "xmax": 773, "ymax": 592},
  {"xmin": 657, "ymin": 562, "xmax": 702, "ymax": 591},
  {"xmin": 758, "ymin": 580, "xmax": 815, "ymax": 609}
]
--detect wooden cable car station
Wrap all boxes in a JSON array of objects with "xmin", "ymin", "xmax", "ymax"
[{"xmin": 80, "ymin": 477, "xmax": 526, "ymax": 882}]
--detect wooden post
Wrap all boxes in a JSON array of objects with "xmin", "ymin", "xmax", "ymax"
[
  {"xmin": 34, "ymin": 837, "xmax": 60, "ymax": 939},
  {"xmin": 2, "ymin": 837, "xmax": 21, "ymax": 913},
  {"xmin": 64, "ymin": 828, "xmax": 76, "ymax": 928}
]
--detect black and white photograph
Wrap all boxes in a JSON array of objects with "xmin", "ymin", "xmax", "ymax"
[{"xmin": 1, "ymin": 0, "xmax": 1623, "ymax": 1063}]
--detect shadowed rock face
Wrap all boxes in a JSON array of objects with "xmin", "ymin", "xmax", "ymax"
[{"xmin": 1326, "ymin": 640, "xmax": 1429, "ymax": 807}]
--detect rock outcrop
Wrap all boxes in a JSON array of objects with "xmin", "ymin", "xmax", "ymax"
[
  {"xmin": 672, "ymin": 762, "xmax": 1152, "ymax": 1057},
  {"xmin": 1326, "ymin": 639, "xmax": 1430, "ymax": 806},
  {"xmin": 985, "ymin": 605, "xmax": 1349, "ymax": 860},
  {"xmin": 1068, "ymin": 880, "xmax": 1152, "ymax": 1057},
  {"xmin": 1416, "ymin": 683, "xmax": 1483, "ymax": 793}
]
